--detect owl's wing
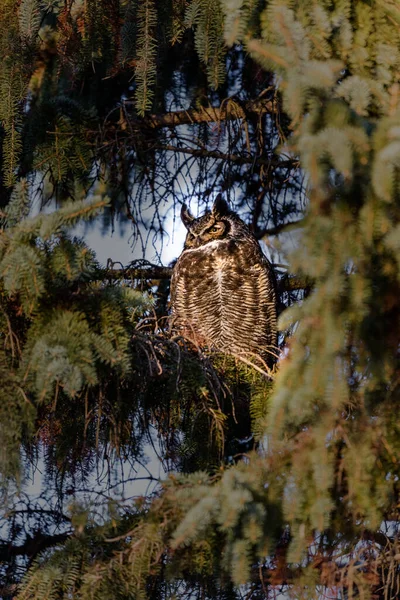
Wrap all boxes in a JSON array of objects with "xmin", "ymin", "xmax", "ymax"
[
  {"xmin": 251, "ymin": 245, "xmax": 278, "ymax": 358},
  {"xmin": 169, "ymin": 255, "xmax": 188, "ymax": 324},
  {"xmin": 260, "ymin": 251, "xmax": 278, "ymax": 299},
  {"xmin": 169, "ymin": 260, "xmax": 179, "ymax": 316}
]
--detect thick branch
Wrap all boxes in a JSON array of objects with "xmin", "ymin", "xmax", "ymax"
[
  {"xmin": 103, "ymin": 262, "xmax": 172, "ymax": 282},
  {"xmin": 0, "ymin": 531, "xmax": 71, "ymax": 561},
  {"xmin": 143, "ymin": 98, "xmax": 276, "ymax": 129},
  {"xmin": 102, "ymin": 263, "xmax": 309, "ymax": 293}
]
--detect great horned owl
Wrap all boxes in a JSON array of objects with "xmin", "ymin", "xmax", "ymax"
[{"xmin": 170, "ymin": 195, "xmax": 277, "ymax": 365}]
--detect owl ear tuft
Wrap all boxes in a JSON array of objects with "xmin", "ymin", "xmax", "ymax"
[
  {"xmin": 212, "ymin": 194, "xmax": 229, "ymax": 217},
  {"xmin": 181, "ymin": 204, "xmax": 195, "ymax": 229}
]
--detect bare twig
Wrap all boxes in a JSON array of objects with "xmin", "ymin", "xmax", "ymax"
[{"xmin": 154, "ymin": 144, "xmax": 298, "ymax": 170}]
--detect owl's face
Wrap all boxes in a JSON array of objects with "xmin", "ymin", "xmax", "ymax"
[{"xmin": 181, "ymin": 195, "xmax": 246, "ymax": 249}]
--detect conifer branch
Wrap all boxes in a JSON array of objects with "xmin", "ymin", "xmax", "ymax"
[
  {"xmin": 102, "ymin": 261, "xmax": 308, "ymax": 293},
  {"xmin": 18, "ymin": 0, "xmax": 41, "ymax": 42},
  {"xmin": 134, "ymin": 0, "xmax": 157, "ymax": 115},
  {"xmin": 141, "ymin": 98, "xmax": 277, "ymax": 129},
  {"xmin": 258, "ymin": 218, "xmax": 304, "ymax": 237},
  {"xmin": 153, "ymin": 143, "xmax": 298, "ymax": 170},
  {"xmin": 0, "ymin": 531, "xmax": 72, "ymax": 561}
]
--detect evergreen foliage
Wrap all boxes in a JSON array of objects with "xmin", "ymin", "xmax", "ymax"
[
  {"xmin": 134, "ymin": 0, "xmax": 157, "ymax": 115},
  {"xmin": 0, "ymin": 1, "xmax": 399, "ymax": 599},
  {"xmin": 185, "ymin": 0, "xmax": 226, "ymax": 90}
]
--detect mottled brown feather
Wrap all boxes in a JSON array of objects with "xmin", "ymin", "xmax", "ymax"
[{"xmin": 170, "ymin": 200, "xmax": 277, "ymax": 364}]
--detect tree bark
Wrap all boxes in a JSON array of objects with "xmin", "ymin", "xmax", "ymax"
[
  {"xmin": 102, "ymin": 262, "xmax": 309, "ymax": 293},
  {"xmin": 141, "ymin": 98, "xmax": 277, "ymax": 129}
]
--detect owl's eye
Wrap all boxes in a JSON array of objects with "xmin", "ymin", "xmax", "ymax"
[{"xmin": 209, "ymin": 223, "xmax": 223, "ymax": 233}]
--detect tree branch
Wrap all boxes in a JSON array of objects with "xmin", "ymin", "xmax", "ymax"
[
  {"xmin": 154, "ymin": 144, "xmax": 299, "ymax": 170},
  {"xmin": 101, "ymin": 262, "xmax": 309, "ymax": 293},
  {"xmin": 259, "ymin": 218, "xmax": 304, "ymax": 237},
  {"xmin": 0, "ymin": 531, "xmax": 72, "ymax": 561},
  {"xmin": 277, "ymin": 274, "xmax": 310, "ymax": 294},
  {"xmin": 141, "ymin": 98, "xmax": 277, "ymax": 129},
  {"xmin": 103, "ymin": 261, "xmax": 173, "ymax": 282}
]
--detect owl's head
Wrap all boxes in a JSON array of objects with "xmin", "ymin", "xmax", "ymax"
[{"xmin": 181, "ymin": 195, "xmax": 247, "ymax": 249}]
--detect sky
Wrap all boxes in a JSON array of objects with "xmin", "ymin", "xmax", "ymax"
[{"xmin": 74, "ymin": 208, "xmax": 187, "ymax": 268}]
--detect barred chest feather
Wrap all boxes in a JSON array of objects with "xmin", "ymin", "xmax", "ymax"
[{"xmin": 171, "ymin": 237, "xmax": 277, "ymax": 359}]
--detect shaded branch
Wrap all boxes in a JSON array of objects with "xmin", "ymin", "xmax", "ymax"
[
  {"xmin": 259, "ymin": 218, "xmax": 304, "ymax": 238},
  {"xmin": 140, "ymin": 98, "xmax": 277, "ymax": 129},
  {"xmin": 154, "ymin": 144, "xmax": 299, "ymax": 170},
  {"xmin": 0, "ymin": 531, "xmax": 72, "ymax": 561},
  {"xmin": 101, "ymin": 261, "xmax": 309, "ymax": 293},
  {"xmin": 103, "ymin": 260, "xmax": 173, "ymax": 282},
  {"xmin": 277, "ymin": 275, "xmax": 310, "ymax": 294}
]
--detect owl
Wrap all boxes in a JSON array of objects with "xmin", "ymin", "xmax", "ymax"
[{"xmin": 170, "ymin": 195, "xmax": 277, "ymax": 366}]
